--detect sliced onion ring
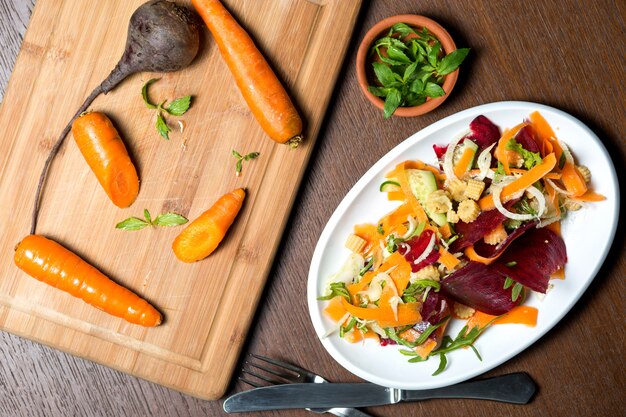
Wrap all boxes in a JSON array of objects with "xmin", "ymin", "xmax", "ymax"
[
  {"xmin": 525, "ymin": 186, "xmax": 546, "ymax": 217},
  {"xmin": 558, "ymin": 139, "xmax": 575, "ymax": 165},
  {"xmin": 401, "ymin": 215, "xmax": 417, "ymax": 239},
  {"xmin": 475, "ymin": 143, "xmax": 496, "ymax": 181},
  {"xmin": 545, "ymin": 178, "xmax": 573, "ymax": 196},
  {"xmin": 443, "ymin": 129, "xmax": 470, "ymax": 181},
  {"xmin": 492, "ymin": 186, "xmax": 536, "ymax": 221}
]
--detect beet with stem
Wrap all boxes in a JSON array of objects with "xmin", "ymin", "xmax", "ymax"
[{"xmin": 30, "ymin": 0, "xmax": 200, "ymax": 234}]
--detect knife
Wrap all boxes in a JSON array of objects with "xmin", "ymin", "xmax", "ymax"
[{"xmin": 223, "ymin": 372, "xmax": 536, "ymax": 412}]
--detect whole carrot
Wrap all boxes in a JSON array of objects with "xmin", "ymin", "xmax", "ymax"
[
  {"xmin": 72, "ymin": 112, "xmax": 139, "ymax": 208},
  {"xmin": 14, "ymin": 235, "xmax": 162, "ymax": 327},
  {"xmin": 192, "ymin": 0, "xmax": 303, "ymax": 147},
  {"xmin": 173, "ymin": 188, "xmax": 246, "ymax": 262}
]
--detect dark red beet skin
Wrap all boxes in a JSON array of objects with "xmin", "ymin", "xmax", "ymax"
[
  {"xmin": 433, "ymin": 115, "xmax": 501, "ymax": 162},
  {"xmin": 441, "ymin": 261, "xmax": 519, "ymax": 315},
  {"xmin": 471, "ymin": 220, "xmax": 538, "ymax": 259},
  {"xmin": 493, "ymin": 228, "xmax": 567, "ymax": 293}
]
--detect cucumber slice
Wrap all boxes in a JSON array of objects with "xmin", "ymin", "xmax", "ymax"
[
  {"xmin": 406, "ymin": 169, "xmax": 448, "ymax": 226},
  {"xmin": 454, "ymin": 139, "xmax": 479, "ymax": 171},
  {"xmin": 380, "ymin": 179, "xmax": 401, "ymax": 192}
]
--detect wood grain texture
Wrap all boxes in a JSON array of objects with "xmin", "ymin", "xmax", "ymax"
[
  {"xmin": 1, "ymin": 0, "xmax": 625, "ymax": 416},
  {"xmin": 0, "ymin": 0, "xmax": 361, "ymax": 403}
]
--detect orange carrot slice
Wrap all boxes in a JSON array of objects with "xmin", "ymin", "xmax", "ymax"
[
  {"xmin": 479, "ymin": 153, "xmax": 557, "ymax": 211},
  {"xmin": 466, "ymin": 306, "xmax": 538, "ymax": 329},
  {"xmin": 172, "ymin": 188, "xmax": 246, "ymax": 262}
]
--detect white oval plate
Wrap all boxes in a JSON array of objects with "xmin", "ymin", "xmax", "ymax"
[{"xmin": 307, "ymin": 101, "xmax": 619, "ymax": 390}]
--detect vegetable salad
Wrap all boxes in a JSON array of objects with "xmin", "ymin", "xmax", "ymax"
[{"xmin": 318, "ymin": 111, "xmax": 605, "ymax": 375}]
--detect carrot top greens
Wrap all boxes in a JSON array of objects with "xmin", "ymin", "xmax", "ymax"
[{"xmin": 368, "ymin": 23, "xmax": 469, "ymax": 118}]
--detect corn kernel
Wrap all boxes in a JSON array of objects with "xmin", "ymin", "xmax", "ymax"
[
  {"xmin": 576, "ymin": 165, "xmax": 591, "ymax": 183},
  {"xmin": 446, "ymin": 209, "xmax": 460, "ymax": 224},
  {"xmin": 345, "ymin": 234, "xmax": 367, "ymax": 253},
  {"xmin": 413, "ymin": 265, "xmax": 440, "ymax": 282},
  {"xmin": 445, "ymin": 178, "xmax": 467, "ymax": 202},
  {"xmin": 483, "ymin": 224, "xmax": 507, "ymax": 245},
  {"xmin": 464, "ymin": 179, "xmax": 486, "ymax": 201},
  {"xmin": 453, "ymin": 302, "xmax": 475, "ymax": 319},
  {"xmin": 457, "ymin": 200, "xmax": 481, "ymax": 223}
]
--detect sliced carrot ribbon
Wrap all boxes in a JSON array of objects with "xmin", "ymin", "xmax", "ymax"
[
  {"xmin": 340, "ymin": 297, "xmax": 421, "ymax": 327},
  {"xmin": 453, "ymin": 147, "xmax": 475, "ymax": 178},
  {"xmin": 464, "ymin": 244, "xmax": 500, "ymax": 265},
  {"xmin": 439, "ymin": 247, "xmax": 460, "ymax": 270},
  {"xmin": 495, "ymin": 122, "xmax": 529, "ymax": 175},
  {"xmin": 479, "ymin": 153, "xmax": 557, "ymax": 211},
  {"xmin": 466, "ymin": 306, "xmax": 538, "ymax": 329}
]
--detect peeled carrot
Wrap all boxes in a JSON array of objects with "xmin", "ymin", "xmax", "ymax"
[
  {"xmin": 14, "ymin": 235, "xmax": 161, "ymax": 326},
  {"xmin": 172, "ymin": 188, "xmax": 246, "ymax": 262},
  {"xmin": 72, "ymin": 112, "xmax": 139, "ymax": 208},
  {"xmin": 479, "ymin": 153, "xmax": 557, "ymax": 211},
  {"xmin": 560, "ymin": 162, "xmax": 587, "ymax": 197},
  {"xmin": 466, "ymin": 306, "xmax": 538, "ymax": 329},
  {"xmin": 192, "ymin": 0, "xmax": 303, "ymax": 146},
  {"xmin": 573, "ymin": 190, "xmax": 606, "ymax": 202},
  {"xmin": 439, "ymin": 247, "xmax": 461, "ymax": 270},
  {"xmin": 453, "ymin": 146, "xmax": 475, "ymax": 178},
  {"xmin": 495, "ymin": 122, "xmax": 529, "ymax": 175},
  {"xmin": 340, "ymin": 296, "xmax": 421, "ymax": 327},
  {"xmin": 464, "ymin": 244, "xmax": 500, "ymax": 265}
]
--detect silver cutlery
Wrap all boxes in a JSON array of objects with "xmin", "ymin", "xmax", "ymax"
[
  {"xmin": 237, "ymin": 353, "xmax": 372, "ymax": 417},
  {"xmin": 224, "ymin": 354, "xmax": 536, "ymax": 413}
]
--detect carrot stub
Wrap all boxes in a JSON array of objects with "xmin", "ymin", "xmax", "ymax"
[
  {"xmin": 192, "ymin": 0, "xmax": 303, "ymax": 146},
  {"xmin": 71, "ymin": 112, "xmax": 139, "ymax": 208},
  {"xmin": 14, "ymin": 235, "xmax": 161, "ymax": 327},
  {"xmin": 173, "ymin": 188, "xmax": 246, "ymax": 262}
]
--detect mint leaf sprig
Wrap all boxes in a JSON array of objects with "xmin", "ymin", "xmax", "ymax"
[
  {"xmin": 232, "ymin": 150, "xmax": 260, "ymax": 176},
  {"xmin": 141, "ymin": 78, "xmax": 192, "ymax": 140},
  {"xmin": 116, "ymin": 209, "xmax": 188, "ymax": 231},
  {"xmin": 367, "ymin": 23, "xmax": 470, "ymax": 119}
]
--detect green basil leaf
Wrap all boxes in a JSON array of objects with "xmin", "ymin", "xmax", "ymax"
[
  {"xmin": 153, "ymin": 213, "xmax": 189, "ymax": 227},
  {"xmin": 155, "ymin": 111, "xmax": 171, "ymax": 140},
  {"xmin": 383, "ymin": 88, "xmax": 402, "ymax": 119},
  {"xmin": 389, "ymin": 22, "xmax": 416, "ymax": 37},
  {"xmin": 410, "ymin": 78, "xmax": 424, "ymax": 94},
  {"xmin": 165, "ymin": 95, "xmax": 192, "ymax": 116},
  {"xmin": 387, "ymin": 45, "xmax": 412, "ymax": 64},
  {"xmin": 372, "ymin": 62, "xmax": 397, "ymax": 87},
  {"xmin": 116, "ymin": 217, "xmax": 149, "ymax": 231},
  {"xmin": 368, "ymin": 86, "xmax": 391, "ymax": 98},
  {"xmin": 437, "ymin": 48, "xmax": 470, "ymax": 75},
  {"xmin": 424, "ymin": 82, "xmax": 445, "ymax": 98},
  {"xmin": 427, "ymin": 41, "xmax": 442, "ymax": 67},
  {"xmin": 141, "ymin": 78, "xmax": 160, "ymax": 109},
  {"xmin": 403, "ymin": 62, "xmax": 418, "ymax": 82}
]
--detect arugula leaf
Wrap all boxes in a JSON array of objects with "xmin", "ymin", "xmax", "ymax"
[
  {"xmin": 155, "ymin": 111, "xmax": 171, "ymax": 140},
  {"xmin": 506, "ymin": 138, "xmax": 543, "ymax": 169},
  {"xmin": 317, "ymin": 282, "xmax": 351, "ymax": 303},
  {"xmin": 384, "ymin": 327, "xmax": 418, "ymax": 348},
  {"xmin": 115, "ymin": 217, "xmax": 149, "ymax": 231},
  {"xmin": 141, "ymin": 78, "xmax": 160, "ymax": 109},
  {"xmin": 165, "ymin": 95, "xmax": 192, "ymax": 116},
  {"xmin": 359, "ymin": 258, "xmax": 374, "ymax": 276},
  {"xmin": 432, "ymin": 353, "xmax": 448, "ymax": 376},
  {"xmin": 153, "ymin": 213, "xmax": 189, "ymax": 227},
  {"xmin": 383, "ymin": 88, "xmax": 402, "ymax": 119},
  {"xmin": 503, "ymin": 276, "xmax": 515, "ymax": 290},
  {"xmin": 377, "ymin": 224, "xmax": 385, "ymax": 235},
  {"xmin": 436, "ymin": 48, "xmax": 470, "ymax": 75},
  {"xmin": 512, "ymin": 282, "xmax": 524, "ymax": 302}
]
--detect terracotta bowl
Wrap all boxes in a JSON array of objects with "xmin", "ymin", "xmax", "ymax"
[{"xmin": 356, "ymin": 14, "xmax": 459, "ymax": 117}]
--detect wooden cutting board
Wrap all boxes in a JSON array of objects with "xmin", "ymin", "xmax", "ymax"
[{"xmin": 0, "ymin": 0, "xmax": 361, "ymax": 400}]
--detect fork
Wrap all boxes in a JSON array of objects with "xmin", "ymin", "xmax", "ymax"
[{"xmin": 240, "ymin": 353, "xmax": 373, "ymax": 417}]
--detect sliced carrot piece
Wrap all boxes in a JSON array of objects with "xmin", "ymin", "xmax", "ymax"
[
  {"xmin": 466, "ymin": 306, "xmax": 538, "ymax": 329},
  {"xmin": 495, "ymin": 122, "xmax": 529, "ymax": 175},
  {"xmin": 439, "ymin": 247, "xmax": 461, "ymax": 270},
  {"xmin": 572, "ymin": 191, "xmax": 606, "ymax": 202},
  {"xmin": 453, "ymin": 147, "xmax": 475, "ymax": 178},
  {"xmin": 387, "ymin": 190, "xmax": 405, "ymax": 201},
  {"xmin": 341, "ymin": 297, "xmax": 421, "ymax": 327},
  {"xmin": 323, "ymin": 296, "xmax": 348, "ymax": 322},
  {"xmin": 479, "ymin": 153, "xmax": 557, "ymax": 211},
  {"xmin": 464, "ymin": 244, "xmax": 500, "ymax": 265},
  {"xmin": 561, "ymin": 162, "xmax": 587, "ymax": 197}
]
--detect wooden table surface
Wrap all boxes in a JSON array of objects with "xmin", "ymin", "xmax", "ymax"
[{"xmin": 1, "ymin": 1, "xmax": 624, "ymax": 416}]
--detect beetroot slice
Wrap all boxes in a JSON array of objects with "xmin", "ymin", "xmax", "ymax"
[
  {"xmin": 399, "ymin": 229, "xmax": 440, "ymax": 272},
  {"xmin": 493, "ymin": 228, "xmax": 567, "ymax": 293},
  {"xmin": 468, "ymin": 115, "xmax": 501, "ymax": 153},
  {"xmin": 472, "ymin": 220, "xmax": 538, "ymax": 258},
  {"xmin": 420, "ymin": 291, "xmax": 451, "ymax": 325},
  {"xmin": 514, "ymin": 125, "xmax": 541, "ymax": 153},
  {"xmin": 432, "ymin": 115, "xmax": 501, "ymax": 162},
  {"xmin": 441, "ymin": 261, "xmax": 519, "ymax": 315},
  {"xmin": 449, "ymin": 199, "xmax": 519, "ymax": 252}
]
